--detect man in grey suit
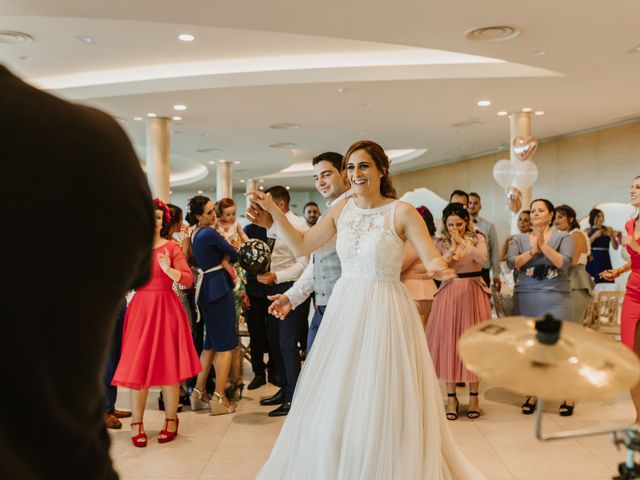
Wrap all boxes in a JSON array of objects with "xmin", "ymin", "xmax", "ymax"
[{"xmin": 468, "ymin": 192, "xmax": 502, "ymax": 292}]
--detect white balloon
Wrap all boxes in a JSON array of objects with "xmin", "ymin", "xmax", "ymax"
[
  {"xmin": 492, "ymin": 159, "xmax": 514, "ymax": 189},
  {"xmin": 513, "ymin": 160, "xmax": 538, "ymax": 189}
]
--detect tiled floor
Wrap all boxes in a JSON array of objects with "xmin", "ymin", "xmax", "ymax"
[{"xmin": 109, "ymin": 370, "xmax": 638, "ymax": 480}]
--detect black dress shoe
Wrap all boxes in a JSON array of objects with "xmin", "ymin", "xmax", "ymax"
[
  {"xmin": 248, "ymin": 375, "xmax": 266, "ymax": 390},
  {"xmin": 260, "ymin": 389, "xmax": 284, "ymax": 406},
  {"xmin": 268, "ymin": 401, "xmax": 291, "ymax": 417}
]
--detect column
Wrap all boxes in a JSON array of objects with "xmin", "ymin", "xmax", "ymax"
[
  {"xmin": 245, "ymin": 179, "xmax": 259, "ymax": 194},
  {"xmin": 146, "ymin": 117, "xmax": 171, "ymax": 202},
  {"xmin": 509, "ymin": 112, "xmax": 532, "ymax": 234},
  {"xmin": 216, "ymin": 160, "xmax": 232, "ymax": 200}
]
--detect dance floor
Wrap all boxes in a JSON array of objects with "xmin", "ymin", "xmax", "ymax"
[{"xmin": 109, "ymin": 368, "xmax": 635, "ymax": 479}]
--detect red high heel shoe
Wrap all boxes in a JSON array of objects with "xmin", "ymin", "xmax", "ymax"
[
  {"xmin": 158, "ymin": 417, "xmax": 179, "ymax": 444},
  {"xmin": 131, "ymin": 422, "xmax": 147, "ymax": 448}
]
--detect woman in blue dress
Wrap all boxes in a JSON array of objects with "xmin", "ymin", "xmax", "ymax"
[
  {"xmin": 186, "ymin": 195, "xmax": 239, "ymax": 415},
  {"xmin": 585, "ymin": 208, "xmax": 619, "ymax": 283},
  {"xmin": 507, "ymin": 199, "xmax": 575, "ymax": 416}
]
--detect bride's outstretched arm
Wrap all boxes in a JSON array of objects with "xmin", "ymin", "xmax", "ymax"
[
  {"xmin": 396, "ymin": 201, "xmax": 455, "ymax": 280},
  {"xmin": 247, "ymin": 192, "xmax": 341, "ymax": 256}
]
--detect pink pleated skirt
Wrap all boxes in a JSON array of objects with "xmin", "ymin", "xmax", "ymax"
[{"xmin": 425, "ymin": 278, "xmax": 491, "ymax": 382}]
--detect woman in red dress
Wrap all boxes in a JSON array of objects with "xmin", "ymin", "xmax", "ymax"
[
  {"xmin": 112, "ymin": 199, "xmax": 201, "ymax": 446},
  {"xmin": 600, "ymin": 175, "xmax": 640, "ymax": 423}
]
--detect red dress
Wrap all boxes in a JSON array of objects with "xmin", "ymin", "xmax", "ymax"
[
  {"xmin": 112, "ymin": 241, "xmax": 202, "ymax": 389},
  {"xmin": 621, "ymin": 216, "xmax": 640, "ymax": 350}
]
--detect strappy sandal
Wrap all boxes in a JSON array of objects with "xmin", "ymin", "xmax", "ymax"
[
  {"xmin": 190, "ymin": 387, "xmax": 210, "ymax": 411},
  {"xmin": 158, "ymin": 417, "xmax": 179, "ymax": 444},
  {"xmin": 467, "ymin": 392, "xmax": 480, "ymax": 419},
  {"xmin": 209, "ymin": 392, "xmax": 237, "ymax": 416},
  {"xmin": 559, "ymin": 401, "xmax": 575, "ymax": 417},
  {"xmin": 521, "ymin": 396, "xmax": 537, "ymax": 415},
  {"xmin": 446, "ymin": 393, "xmax": 459, "ymax": 421},
  {"xmin": 130, "ymin": 422, "xmax": 147, "ymax": 448},
  {"xmin": 225, "ymin": 380, "xmax": 245, "ymax": 402}
]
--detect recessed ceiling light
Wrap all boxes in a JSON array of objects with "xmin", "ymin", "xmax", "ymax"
[
  {"xmin": 259, "ymin": 179, "xmax": 265, "ymax": 183},
  {"xmin": 178, "ymin": 34, "xmax": 195, "ymax": 42},
  {"xmin": 197, "ymin": 190, "xmax": 203, "ymax": 194},
  {"xmin": 147, "ymin": 113, "xmax": 157, "ymax": 118},
  {"xmin": 133, "ymin": 116, "xmax": 143, "ymax": 121},
  {"xmin": 259, "ymin": 186, "xmax": 264, "ymax": 190},
  {"xmin": 535, "ymin": 111, "xmax": 545, "ymax": 116},
  {"xmin": 337, "ymin": 87, "xmax": 345, "ymax": 94},
  {"xmin": 172, "ymin": 116, "xmax": 182, "ymax": 121},
  {"xmin": 270, "ymin": 122, "xmax": 300, "ymax": 130},
  {"xmin": 522, "ymin": 107, "xmax": 533, "ymax": 113},
  {"xmin": 465, "ymin": 25, "xmax": 520, "ymax": 42},
  {"xmin": 286, "ymin": 186, "xmax": 290, "ymax": 190},
  {"xmin": 76, "ymin": 35, "xmax": 95, "ymax": 45},
  {"xmin": 173, "ymin": 104, "xmax": 187, "ymax": 111},
  {"xmin": 497, "ymin": 111, "xmax": 508, "ymax": 116},
  {"xmin": 0, "ymin": 30, "xmax": 33, "ymax": 44},
  {"xmin": 477, "ymin": 100, "xmax": 491, "ymax": 107},
  {"xmin": 240, "ymin": 179, "xmax": 245, "ymax": 183},
  {"xmin": 208, "ymin": 161, "xmax": 215, "ymax": 165},
  {"xmin": 169, "ymin": 190, "xmax": 173, "ymax": 194},
  {"xmin": 233, "ymin": 161, "xmax": 241, "ymax": 165}
]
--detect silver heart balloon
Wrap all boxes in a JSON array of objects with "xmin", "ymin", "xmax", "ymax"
[{"xmin": 512, "ymin": 136, "xmax": 539, "ymax": 161}]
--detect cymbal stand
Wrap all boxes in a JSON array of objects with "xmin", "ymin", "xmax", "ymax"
[{"xmin": 534, "ymin": 400, "xmax": 640, "ymax": 479}]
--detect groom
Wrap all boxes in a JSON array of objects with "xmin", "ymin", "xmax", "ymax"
[{"xmin": 248, "ymin": 152, "xmax": 349, "ymax": 354}]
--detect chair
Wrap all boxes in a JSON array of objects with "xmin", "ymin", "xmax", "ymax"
[
  {"xmin": 583, "ymin": 290, "xmax": 624, "ymax": 336},
  {"xmin": 237, "ymin": 314, "xmax": 252, "ymax": 363}
]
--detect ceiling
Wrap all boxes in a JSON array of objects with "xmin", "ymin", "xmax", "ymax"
[{"xmin": 2, "ymin": 0, "xmax": 639, "ymax": 193}]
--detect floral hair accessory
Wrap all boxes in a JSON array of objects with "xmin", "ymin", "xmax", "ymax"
[
  {"xmin": 416, "ymin": 205, "xmax": 427, "ymax": 217},
  {"xmin": 154, "ymin": 198, "xmax": 172, "ymax": 223}
]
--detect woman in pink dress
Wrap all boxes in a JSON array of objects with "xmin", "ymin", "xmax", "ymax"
[
  {"xmin": 112, "ymin": 199, "xmax": 201, "ymax": 447},
  {"xmin": 401, "ymin": 205, "xmax": 438, "ymax": 328},
  {"xmin": 426, "ymin": 202, "xmax": 491, "ymax": 420},
  {"xmin": 600, "ymin": 174, "xmax": 640, "ymax": 422}
]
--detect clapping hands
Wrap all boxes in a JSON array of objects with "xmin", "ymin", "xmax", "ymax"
[{"xmin": 157, "ymin": 248, "xmax": 171, "ymax": 274}]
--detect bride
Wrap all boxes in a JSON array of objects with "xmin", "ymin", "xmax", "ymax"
[{"xmin": 249, "ymin": 140, "xmax": 485, "ymax": 479}]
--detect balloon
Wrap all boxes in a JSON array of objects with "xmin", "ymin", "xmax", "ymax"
[
  {"xmin": 238, "ymin": 239, "xmax": 271, "ymax": 275},
  {"xmin": 513, "ymin": 160, "xmax": 538, "ymax": 189},
  {"xmin": 512, "ymin": 136, "xmax": 539, "ymax": 161},
  {"xmin": 506, "ymin": 187, "xmax": 522, "ymax": 213},
  {"xmin": 492, "ymin": 159, "xmax": 514, "ymax": 189}
]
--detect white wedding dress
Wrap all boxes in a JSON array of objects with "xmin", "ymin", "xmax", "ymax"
[{"xmin": 257, "ymin": 199, "xmax": 485, "ymax": 479}]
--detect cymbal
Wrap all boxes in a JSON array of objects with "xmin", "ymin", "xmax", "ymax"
[{"xmin": 458, "ymin": 316, "xmax": 640, "ymax": 401}]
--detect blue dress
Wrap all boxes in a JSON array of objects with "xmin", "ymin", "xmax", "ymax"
[
  {"xmin": 585, "ymin": 227, "xmax": 613, "ymax": 284},
  {"xmin": 507, "ymin": 231, "xmax": 574, "ymax": 321},
  {"xmin": 191, "ymin": 227, "xmax": 239, "ymax": 352}
]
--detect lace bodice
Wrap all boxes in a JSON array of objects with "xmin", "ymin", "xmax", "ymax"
[{"xmin": 336, "ymin": 199, "xmax": 405, "ymax": 280}]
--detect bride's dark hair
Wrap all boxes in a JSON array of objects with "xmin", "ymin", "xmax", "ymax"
[{"xmin": 343, "ymin": 140, "xmax": 397, "ymax": 199}]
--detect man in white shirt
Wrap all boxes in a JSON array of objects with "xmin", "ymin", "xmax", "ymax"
[
  {"xmin": 254, "ymin": 186, "xmax": 309, "ymax": 417},
  {"xmin": 259, "ymin": 152, "xmax": 349, "ymax": 351}
]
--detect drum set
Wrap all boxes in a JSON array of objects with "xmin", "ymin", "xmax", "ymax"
[{"xmin": 459, "ymin": 315, "xmax": 640, "ymax": 480}]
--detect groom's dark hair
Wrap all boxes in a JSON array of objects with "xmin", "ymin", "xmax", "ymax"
[{"xmin": 312, "ymin": 152, "xmax": 343, "ymax": 172}]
